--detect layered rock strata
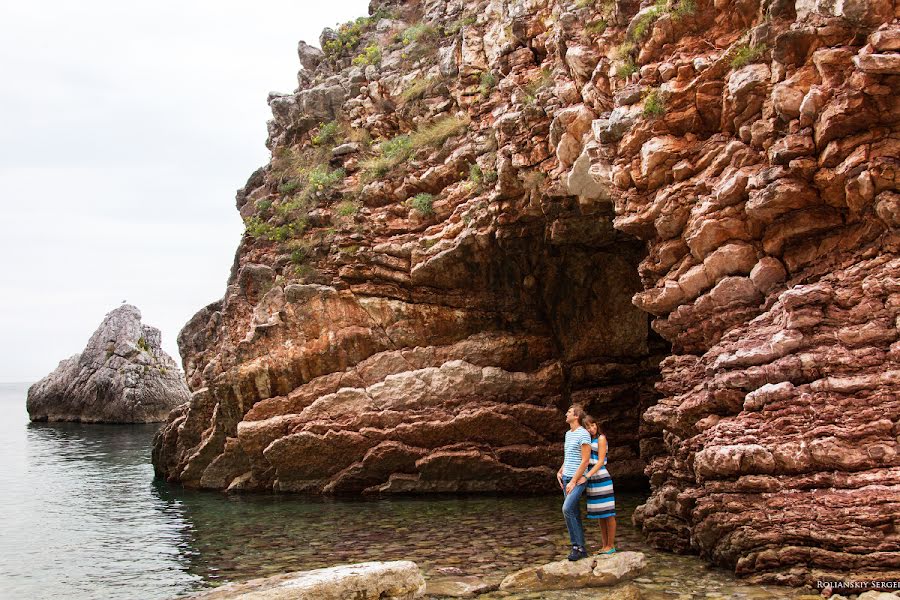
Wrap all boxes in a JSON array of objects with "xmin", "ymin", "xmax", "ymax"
[
  {"xmin": 605, "ymin": 1, "xmax": 900, "ymax": 587},
  {"xmin": 153, "ymin": 0, "xmax": 898, "ymax": 585},
  {"xmin": 28, "ymin": 304, "xmax": 190, "ymax": 423}
]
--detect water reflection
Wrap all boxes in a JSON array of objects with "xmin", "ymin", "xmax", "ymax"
[{"xmin": 0, "ymin": 388, "xmax": 202, "ymax": 600}]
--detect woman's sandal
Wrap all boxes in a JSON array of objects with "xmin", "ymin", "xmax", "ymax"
[{"xmin": 596, "ymin": 547, "xmax": 617, "ymax": 555}]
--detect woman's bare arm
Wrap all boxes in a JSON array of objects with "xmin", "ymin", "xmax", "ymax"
[
  {"xmin": 581, "ymin": 436, "xmax": 608, "ymax": 482},
  {"xmin": 565, "ymin": 443, "xmax": 592, "ymax": 493}
]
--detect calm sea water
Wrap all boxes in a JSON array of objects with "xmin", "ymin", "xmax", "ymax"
[{"xmin": 0, "ymin": 382, "xmax": 805, "ymax": 600}]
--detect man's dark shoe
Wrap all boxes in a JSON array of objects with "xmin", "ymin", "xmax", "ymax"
[{"xmin": 567, "ymin": 545, "xmax": 588, "ymax": 561}]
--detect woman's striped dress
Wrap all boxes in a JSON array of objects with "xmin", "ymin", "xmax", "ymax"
[{"xmin": 586, "ymin": 435, "xmax": 616, "ymax": 519}]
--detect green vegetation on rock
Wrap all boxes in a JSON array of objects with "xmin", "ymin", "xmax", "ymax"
[
  {"xmin": 352, "ymin": 44, "xmax": 382, "ymax": 67},
  {"xmin": 397, "ymin": 23, "xmax": 439, "ymax": 45},
  {"xmin": 335, "ymin": 200, "xmax": 360, "ymax": 217},
  {"xmin": 410, "ymin": 193, "xmax": 435, "ymax": 215},
  {"xmin": 400, "ymin": 76, "xmax": 440, "ymax": 103},
  {"xmin": 311, "ymin": 121, "xmax": 341, "ymax": 147},
  {"xmin": 643, "ymin": 88, "xmax": 667, "ymax": 117},
  {"xmin": 523, "ymin": 68, "xmax": 554, "ymax": 104},
  {"xmin": 443, "ymin": 14, "xmax": 476, "ymax": 35},
  {"xmin": 631, "ymin": 0, "xmax": 696, "ymax": 42},
  {"xmin": 479, "ymin": 71, "xmax": 498, "ymax": 97},
  {"xmin": 616, "ymin": 58, "xmax": 638, "ymax": 79},
  {"xmin": 361, "ymin": 115, "xmax": 468, "ymax": 181},
  {"xmin": 731, "ymin": 43, "xmax": 767, "ymax": 69},
  {"xmin": 586, "ymin": 19, "xmax": 608, "ymax": 35},
  {"xmin": 410, "ymin": 115, "xmax": 468, "ymax": 149}
]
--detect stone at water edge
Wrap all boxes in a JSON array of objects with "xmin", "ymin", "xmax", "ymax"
[
  {"xmin": 182, "ymin": 560, "xmax": 426, "ymax": 600},
  {"xmin": 26, "ymin": 304, "xmax": 190, "ymax": 423},
  {"xmin": 424, "ymin": 575, "xmax": 502, "ymax": 598},
  {"xmin": 498, "ymin": 551, "xmax": 646, "ymax": 592}
]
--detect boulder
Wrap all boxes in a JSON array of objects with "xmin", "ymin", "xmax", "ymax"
[
  {"xmin": 184, "ymin": 561, "xmax": 425, "ymax": 599},
  {"xmin": 27, "ymin": 304, "xmax": 189, "ymax": 423},
  {"xmin": 297, "ymin": 41, "xmax": 324, "ymax": 72},
  {"xmin": 498, "ymin": 552, "xmax": 646, "ymax": 592}
]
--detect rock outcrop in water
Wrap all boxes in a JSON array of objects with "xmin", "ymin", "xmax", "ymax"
[
  {"xmin": 153, "ymin": 0, "xmax": 899, "ymax": 586},
  {"xmin": 28, "ymin": 304, "xmax": 190, "ymax": 423}
]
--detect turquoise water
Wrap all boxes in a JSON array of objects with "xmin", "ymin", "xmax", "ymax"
[{"xmin": 0, "ymin": 382, "xmax": 805, "ymax": 599}]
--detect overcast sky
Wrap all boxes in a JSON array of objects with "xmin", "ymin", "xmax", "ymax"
[{"xmin": 0, "ymin": 0, "xmax": 369, "ymax": 382}]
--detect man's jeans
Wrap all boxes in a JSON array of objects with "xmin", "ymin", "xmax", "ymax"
[{"xmin": 561, "ymin": 476, "xmax": 586, "ymax": 548}]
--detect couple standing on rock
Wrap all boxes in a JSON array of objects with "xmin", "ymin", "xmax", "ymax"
[{"xmin": 556, "ymin": 404, "xmax": 617, "ymax": 561}]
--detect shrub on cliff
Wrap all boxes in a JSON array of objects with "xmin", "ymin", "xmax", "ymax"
[
  {"xmin": 323, "ymin": 17, "xmax": 370, "ymax": 57},
  {"xmin": 443, "ymin": 14, "xmax": 476, "ymax": 35},
  {"xmin": 643, "ymin": 88, "xmax": 667, "ymax": 117},
  {"xmin": 731, "ymin": 43, "xmax": 767, "ymax": 69},
  {"xmin": 631, "ymin": 0, "xmax": 696, "ymax": 42},
  {"xmin": 335, "ymin": 199, "xmax": 360, "ymax": 217},
  {"xmin": 400, "ymin": 76, "xmax": 440, "ymax": 103},
  {"xmin": 410, "ymin": 115, "xmax": 468, "ymax": 149},
  {"xmin": 360, "ymin": 116, "xmax": 468, "ymax": 181},
  {"xmin": 308, "ymin": 165, "xmax": 345, "ymax": 192},
  {"xmin": 616, "ymin": 59, "xmax": 637, "ymax": 79},
  {"xmin": 397, "ymin": 23, "xmax": 439, "ymax": 45},
  {"xmin": 672, "ymin": 0, "xmax": 697, "ymax": 19},
  {"xmin": 360, "ymin": 134, "xmax": 413, "ymax": 179},
  {"xmin": 631, "ymin": 0, "xmax": 667, "ymax": 41},
  {"xmin": 586, "ymin": 19, "xmax": 608, "ymax": 35},
  {"xmin": 243, "ymin": 215, "xmax": 308, "ymax": 242},
  {"xmin": 467, "ymin": 163, "xmax": 498, "ymax": 193},
  {"xmin": 409, "ymin": 193, "xmax": 434, "ymax": 216},
  {"xmin": 311, "ymin": 121, "xmax": 341, "ymax": 147},
  {"xmin": 479, "ymin": 71, "xmax": 498, "ymax": 97},
  {"xmin": 352, "ymin": 44, "xmax": 382, "ymax": 67},
  {"xmin": 322, "ymin": 10, "xmax": 394, "ymax": 59}
]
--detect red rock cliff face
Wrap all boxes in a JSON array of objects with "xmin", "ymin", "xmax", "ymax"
[{"xmin": 153, "ymin": 0, "xmax": 900, "ymax": 585}]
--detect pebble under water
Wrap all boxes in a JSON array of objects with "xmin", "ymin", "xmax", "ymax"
[{"xmin": 0, "ymin": 383, "xmax": 810, "ymax": 599}]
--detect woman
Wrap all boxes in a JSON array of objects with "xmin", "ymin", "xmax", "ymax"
[
  {"xmin": 556, "ymin": 404, "xmax": 592, "ymax": 561},
  {"xmin": 578, "ymin": 415, "xmax": 617, "ymax": 554}
]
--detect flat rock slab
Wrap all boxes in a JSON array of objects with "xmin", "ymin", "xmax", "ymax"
[
  {"xmin": 184, "ymin": 561, "xmax": 425, "ymax": 600},
  {"xmin": 425, "ymin": 575, "xmax": 502, "ymax": 598},
  {"xmin": 499, "ymin": 551, "xmax": 646, "ymax": 592}
]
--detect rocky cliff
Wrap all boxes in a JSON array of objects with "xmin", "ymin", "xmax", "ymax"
[
  {"xmin": 28, "ymin": 304, "xmax": 191, "ymax": 423},
  {"xmin": 153, "ymin": 0, "xmax": 899, "ymax": 585}
]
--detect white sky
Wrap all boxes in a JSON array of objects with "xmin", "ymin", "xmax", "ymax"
[{"xmin": 0, "ymin": 0, "xmax": 370, "ymax": 381}]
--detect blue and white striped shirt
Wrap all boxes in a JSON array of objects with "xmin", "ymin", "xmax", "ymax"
[{"xmin": 562, "ymin": 427, "xmax": 591, "ymax": 477}]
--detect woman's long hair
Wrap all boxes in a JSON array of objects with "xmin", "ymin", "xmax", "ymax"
[{"xmin": 580, "ymin": 414, "xmax": 603, "ymax": 438}]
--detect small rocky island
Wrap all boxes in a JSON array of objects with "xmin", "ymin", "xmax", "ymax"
[{"xmin": 27, "ymin": 304, "xmax": 190, "ymax": 423}]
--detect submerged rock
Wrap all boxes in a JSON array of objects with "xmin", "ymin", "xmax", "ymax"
[
  {"xmin": 27, "ymin": 304, "xmax": 189, "ymax": 423},
  {"xmin": 498, "ymin": 552, "xmax": 646, "ymax": 592},
  {"xmin": 184, "ymin": 561, "xmax": 425, "ymax": 600}
]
